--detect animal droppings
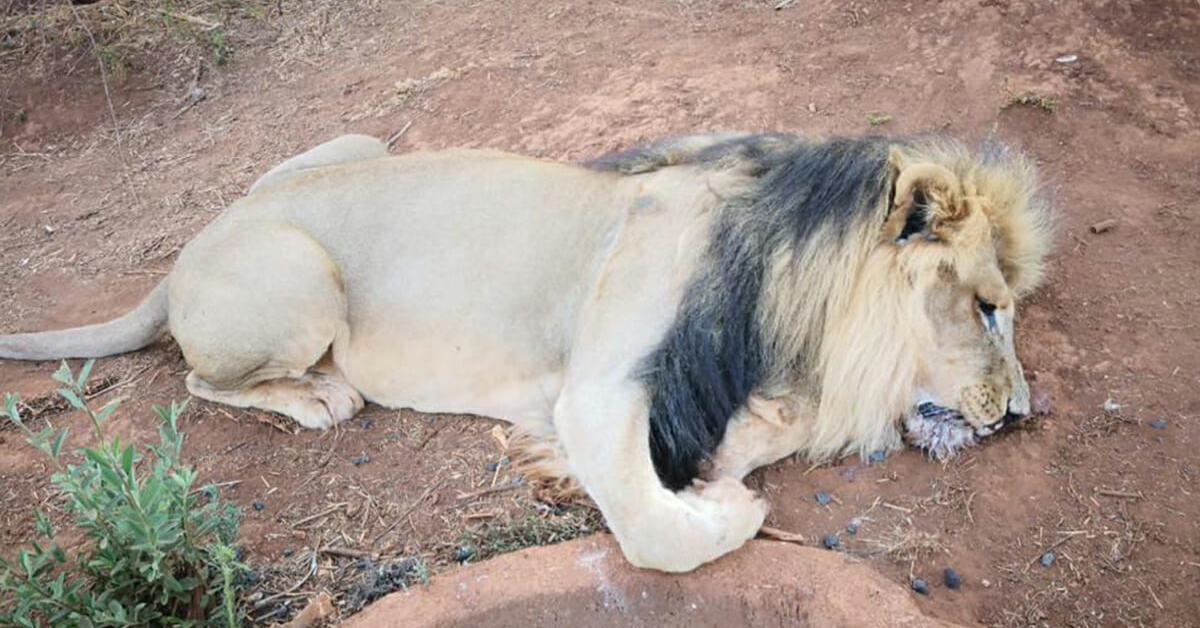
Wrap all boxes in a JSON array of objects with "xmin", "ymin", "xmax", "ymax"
[
  {"xmin": 455, "ymin": 546, "xmax": 477, "ymax": 563},
  {"xmin": 815, "ymin": 491, "xmax": 833, "ymax": 505},
  {"xmin": 911, "ymin": 579, "xmax": 930, "ymax": 595},
  {"xmin": 352, "ymin": 452, "xmax": 372, "ymax": 466},
  {"xmin": 944, "ymin": 567, "xmax": 963, "ymax": 590},
  {"xmin": 868, "ymin": 450, "xmax": 887, "ymax": 464},
  {"xmin": 1040, "ymin": 552, "xmax": 1055, "ymax": 567},
  {"xmin": 1149, "ymin": 419, "xmax": 1168, "ymax": 429},
  {"xmin": 846, "ymin": 520, "xmax": 860, "ymax": 535},
  {"xmin": 823, "ymin": 534, "xmax": 840, "ymax": 549}
]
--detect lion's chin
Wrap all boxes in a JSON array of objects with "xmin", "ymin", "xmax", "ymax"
[{"xmin": 902, "ymin": 402, "xmax": 979, "ymax": 460}]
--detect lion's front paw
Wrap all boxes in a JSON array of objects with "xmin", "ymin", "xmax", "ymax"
[{"xmin": 680, "ymin": 477, "xmax": 769, "ymax": 548}]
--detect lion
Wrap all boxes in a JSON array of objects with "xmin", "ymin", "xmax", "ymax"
[{"xmin": 0, "ymin": 132, "xmax": 1051, "ymax": 572}]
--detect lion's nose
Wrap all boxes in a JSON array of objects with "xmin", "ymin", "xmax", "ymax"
[{"xmin": 1002, "ymin": 402, "xmax": 1027, "ymax": 426}]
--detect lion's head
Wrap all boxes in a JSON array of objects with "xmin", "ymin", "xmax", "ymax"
[{"xmin": 809, "ymin": 140, "xmax": 1052, "ymax": 460}]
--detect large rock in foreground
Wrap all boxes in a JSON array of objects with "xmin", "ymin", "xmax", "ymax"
[{"xmin": 343, "ymin": 535, "xmax": 969, "ymax": 628}]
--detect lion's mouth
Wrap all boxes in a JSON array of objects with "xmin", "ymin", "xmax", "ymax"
[{"xmin": 902, "ymin": 402, "xmax": 984, "ymax": 460}]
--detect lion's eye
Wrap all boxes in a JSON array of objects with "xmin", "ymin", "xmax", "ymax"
[{"xmin": 977, "ymin": 299, "xmax": 998, "ymax": 329}]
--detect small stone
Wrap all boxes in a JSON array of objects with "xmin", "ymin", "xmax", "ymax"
[
  {"xmin": 846, "ymin": 521, "xmax": 859, "ymax": 535},
  {"xmin": 815, "ymin": 491, "xmax": 833, "ymax": 505},
  {"xmin": 823, "ymin": 534, "xmax": 840, "ymax": 549},
  {"xmin": 454, "ymin": 545, "xmax": 477, "ymax": 563},
  {"xmin": 807, "ymin": 102, "xmax": 817, "ymax": 113},
  {"xmin": 868, "ymin": 450, "xmax": 887, "ymax": 464},
  {"xmin": 981, "ymin": 579, "xmax": 991, "ymax": 588},
  {"xmin": 1040, "ymin": 552, "xmax": 1055, "ymax": 567},
  {"xmin": 486, "ymin": 461, "xmax": 499, "ymax": 472},
  {"xmin": 1102, "ymin": 398, "xmax": 1121, "ymax": 413},
  {"xmin": 352, "ymin": 452, "xmax": 371, "ymax": 466},
  {"xmin": 911, "ymin": 579, "xmax": 930, "ymax": 595},
  {"xmin": 43, "ymin": 225, "xmax": 55, "ymax": 235},
  {"xmin": 360, "ymin": 418, "xmax": 374, "ymax": 430},
  {"xmin": 1054, "ymin": 54, "xmax": 1078, "ymax": 64},
  {"xmin": 189, "ymin": 87, "xmax": 207, "ymax": 104},
  {"xmin": 252, "ymin": 502, "xmax": 265, "ymax": 512},
  {"xmin": 944, "ymin": 567, "xmax": 963, "ymax": 590},
  {"xmin": 282, "ymin": 547, "xmax": 294, "ymax": 557},
  {"xmin": 1148, "ymin": 419, "xmax": 1168, "ymax": 430}
]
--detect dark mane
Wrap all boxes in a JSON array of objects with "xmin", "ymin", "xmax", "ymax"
[{"xmin": 616, "ymin": 134, "xmax": 895, "ymax": 490}]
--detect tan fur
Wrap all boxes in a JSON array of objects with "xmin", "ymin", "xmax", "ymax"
[{"xmin": 0, "ymin": 133, "xmax": 1051, "ymax": 572}]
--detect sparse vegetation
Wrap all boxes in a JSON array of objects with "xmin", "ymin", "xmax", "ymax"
[
  {"xmin": 0, "ymin": 361, "xmax": 245, "ymax": 628},
  {"xmin": 0, "ymin": 1, "xmax": 257, "ymax": 80},
  {"xmin": 460, "ymin": 508, "xmax": 604, "ymax": 562},
  {"xmin": 1000, "ymin": 90, "xmax": 1060, "ymax": 113},
  {"xmin": 866, "ymin": 112, "xmax": 893, "ymax": 126}
]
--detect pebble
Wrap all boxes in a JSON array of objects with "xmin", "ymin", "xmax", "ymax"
[
  {"xmin": 360, "ymin": 418, "xmax": 374, "ymax": 430},
  {"xmin": 1148, "ymin": 419, "xmax": 1168, "ymax": 429},
  {"xmin": 911, "ymin": 579, "xmax": 930, "ymax": 595},
  {"xmin": 944, "ymin": 567, "xmax": 963, "ymax": 590},
  {"xmin": 823, "ymin": 534, "xmax": 840, "ymax": 550},
  {"xmin": 252, "ymin": 502, "xmax": 265, "ymax": 512},
  {"xmin": 282, "ymin": 548, "xmax": 294, "ymax": 557},
  {"xmin": 189, "ymin": 87, "xmax": 207, "ymax": 104},
  {"xmin": 1040, "ymin": 552, "xmax": 1056, "ymax": 567},
  {"xmin": 454, "ymin": 545, "xmax": 477, "ymax": 563},
  {"xmin": 1054, "ymin": 54, "xmax": 1078, "ymax": 64},
  {"xmin": 868, "ymin": 450, "xmax": 887, "ymax": 464},
  {"xmin": 352, "ymin": 452, "xmax": 372, "ymax": 466},
  {"xmin": 815, "ymin": 491, "xmax": 833, "ymax": 505},
  {"xmin": 1102, "ymin": 398, "xmax": 1122, "ymax": 413},
  {"xmin": 846, "ymin": 520, "xmax": 860, "ymax": 535}
]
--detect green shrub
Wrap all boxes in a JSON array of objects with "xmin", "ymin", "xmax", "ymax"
[{"xmin": 0, "ymin": 360, "xmax": 245, "ymax": 628}]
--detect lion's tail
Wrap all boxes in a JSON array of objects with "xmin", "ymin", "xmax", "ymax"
[{"xmin": 0, "ymin": 281, "xmax": 169, "ymax": 361}]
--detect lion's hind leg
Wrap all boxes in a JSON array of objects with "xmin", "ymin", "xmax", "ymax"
[{"xmin": 170, "ymin": 220, "xmax": 362, "ymax": 430}]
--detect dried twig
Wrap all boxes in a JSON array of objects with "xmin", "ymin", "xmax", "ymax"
[
  {"xmin": 758, "ymin": 526, "xmax": 805, "ymax": 544},
  {"xmin": 370, "ymin": 481, "xmax": 445, "ymax": 545},
  {"xmin": 456, "ymin": 482, "xmax": 522, "ymax": 502},
  {"xmin": 319, "ymin": 546, "xmax": 377, "ymax": 561},
  {"xmin": 291, "ymin": 503, "xmax": 348, "ymax": 528},
  {"xmin": 386, "ymin": 120, "xmax": 413, "ymax": 151},
  {"xmin": 69, "ymin": 5, "xmax": 121, "ymax": 148}
]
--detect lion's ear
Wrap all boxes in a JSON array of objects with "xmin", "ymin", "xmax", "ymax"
[{"xmin": 884, "ymin": 149, "xmax": 965, "ymax": 244}]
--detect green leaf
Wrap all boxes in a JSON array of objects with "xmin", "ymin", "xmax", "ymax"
[
  {"xmin": 94, "ymin": 399, "xmax": 121, "ymax": 423},
  {"xmin": 76, "ymin": 359, "xmax": 95, "ymax": 389},
  {"xmin": 58, "ymin": 388, "xmax": 85, "ymax": 411},
  {"xmin": 51, "ymin": 361, "xmax": 74, "ymax": 387},
  {"xmin": 4, "ymin": 392, "xmax": 20, "ymax": 426},
  {"xmin": 120, "ymin": 444, "xmax": 135, "ymax": 482},
  {"xmin": 50, "ymin": 427, "xmax": 69, "ymax": 459},
  {"xmin": 33, "ymin": 511, "xmax": 54, "ymax": 538}
]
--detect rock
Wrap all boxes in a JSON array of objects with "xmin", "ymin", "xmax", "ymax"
[
  {"xmin": 823, "ymin": 534, "xmax": 840, "ymax": 549},
  {"xmin": 1054, "ymin": 54, "xmax": 1078, "ymax": 64},
  {"xmin": 1148, "ymin": 419, "xmax": 1168, "ymax": 430},
  {"xmin": 188, "ymin": 87, "xmax": 207, "ymax": 104},
  {"xmin": 1040, "ymin": 552, "xmax": 1055, "ymax": 567},
  {"xmin": 340, "ymin": 535, "xmax": 970, "ymax": 628},
  {"xmin": 846, "ymin": 520, "xmax": 860, "ymax": 535},
  {"xmin": 1102, "ymin": 398, "xmax": 1121, "ymax": 414},
  {"xmin": 943, "ymin": 568, "xmax": 963, "ymax": 590},
  {"xmin": 815, "ymin": 491, "xmax": 833, "ymax": 505},
  {"xmin": 911, "ymin": 579, "xmax": 930, "ymax": 595}
]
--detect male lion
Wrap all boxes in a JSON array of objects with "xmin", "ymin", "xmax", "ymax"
[{"xmin": 0, "ymin": 132, "xmax": 1051, "ymax": 572}]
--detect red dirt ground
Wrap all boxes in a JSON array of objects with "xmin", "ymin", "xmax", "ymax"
[{"xmin": 2, "ymin": 1, "xmax": 1198, "ymax": 626}]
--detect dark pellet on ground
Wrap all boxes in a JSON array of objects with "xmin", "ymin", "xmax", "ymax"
[
  {"xmin": 911, "ymin": 579, "xmax": 930, "ymax": 595},
  {"xmin": 1040, "ymin": 552, "xmax": 1055, "ymax": 567},
  {"xmin": 944, "ymin": 567, "xmax": 963, "ymax": 589},
  {"xmin": 282, "ymin": 548, "xmax": 294, "ymax": 557},
  {"xmin": 823, "ymin": 534, "xmax": 840, "ymax": 549},
  {"xmin": 252, "ymin": 502, "xmax": 265, "ymax": 511},
  {"xmin": 815, "ymin": 491, "xmax": 833, "ymax": 505},
  {"xmin": 353, "ymin": 452, "xmax": 371, "ymax": 466},
  {"xmin": 1149, "ymin": 419, "xmax": 1168, "ymax": 429},
  {"xmin": 455, "ymin": 545, "xmax": 477, "ymax": 563},
  {"xmin": 868, "ymin": 450, "xmax": 887, "ymax": 464},
  {"xmin": 360, "ymin": 418, "xmax": 374, "ymax": 429},
  {"xmin": 846, "ymin": 520, "xmax": 860, "ymax": 535},
  {"xmin": 486, "ymin": 461, "xmax": 499, "ymax": 472}
]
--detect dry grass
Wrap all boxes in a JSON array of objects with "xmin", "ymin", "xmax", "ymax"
[
  {"xmin": 0, "ymin": 0, "xmax": 258, "ymax": 82},
  {"xmin": 863, "ymin": 526, "xmax": 949, "ymax": 564},
  {"xmin": 1001, "ymin": 90, "xmax": 1060, "ymax": 113}
]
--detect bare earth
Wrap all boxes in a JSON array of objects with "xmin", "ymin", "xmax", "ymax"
[{"xmin": 1, "ymin": 1, "xmax": 1198, "ymax": 626}]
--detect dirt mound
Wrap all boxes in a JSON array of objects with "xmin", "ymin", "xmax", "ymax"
[{"xmin": 343, "ymin": 535, "xmax": 966, "ymax": 628}]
